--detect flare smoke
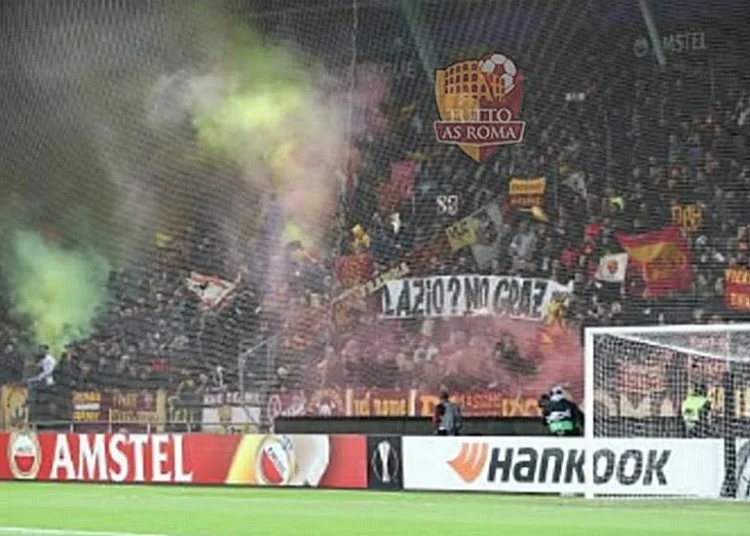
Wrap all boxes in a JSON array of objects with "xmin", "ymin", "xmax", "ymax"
[
  {"xmin": 2, "ymin": 230, "xmax": 110, "ymax": 355},
  {"xmin": 187, "ymin": 30, "xmax": 348, "ymax": 252}
]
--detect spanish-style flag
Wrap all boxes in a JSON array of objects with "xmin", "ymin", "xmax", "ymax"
[{"xmin": 616, "ymin": 225, "xmax": 692, "ymax": 298}]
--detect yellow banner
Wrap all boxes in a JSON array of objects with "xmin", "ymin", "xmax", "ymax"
[
  {"xmin": 445, "ymin": 216, "xmax": 480, "ymax": 251},
  {"xmin": 155, "ymin": 232, "xmax": 173, "ymax": 248},
  {"xmin": 509, "ymin": 177, "xmax": 546, "ymax": 207},
  {"xmin": 0, "ymin": 385, "xmax": 28, "ymax": 430},
  {"xmin": 671, "ymin": 203, "xmax": 704, "ymax": 233}
]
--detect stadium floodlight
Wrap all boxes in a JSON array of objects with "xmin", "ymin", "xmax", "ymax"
[{"xmin": 584, "ymin": 324, "xmax": 750, "ymax": 499}]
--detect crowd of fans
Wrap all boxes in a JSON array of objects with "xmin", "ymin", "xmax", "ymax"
[{"xmin": 1, "ymin": 5, "xmax": 750, "ymax": 416}]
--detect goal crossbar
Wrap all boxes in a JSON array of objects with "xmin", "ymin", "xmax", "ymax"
[
  {"xmin": 585, "ymin": 324, "xmax": 750, "ymax": 336},
  {"xmin": 597, "ymin": 332, "xmax": 750, "ymax": 364}
]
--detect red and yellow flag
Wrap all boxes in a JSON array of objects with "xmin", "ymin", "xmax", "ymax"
[{"xmin": 617, "ymin": 226, "xmax": 692, "ymax": 298}]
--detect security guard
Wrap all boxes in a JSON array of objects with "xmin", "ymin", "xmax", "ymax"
[{"xmin": 681, "ymin": 383, "xmax": 712, "ymax": 438}]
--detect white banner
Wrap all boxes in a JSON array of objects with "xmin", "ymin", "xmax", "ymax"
[
  {"xmin": 595, "ymin": 253, "xmax": 628, "ymax": 283},
  {"xmin": 381, "ymin": 275, "xmax": 573, "ymax": 320},
  {"xmin": 470, "ymin": 201, "xmax": 505, "ymax": 270},
  {"xmin": 444, "ymin": 199, "xmax": 505, "ymax": 270},
  {"xmin": 403, "ymin": 436, "xmax": 724, "ymax": 497},
  {"xmin": 186, "ymin": 272, "xmax": 238, "ymax": 310},
  {"xmin": 200, "ymin": 391, "xmax": 262, "ymax": 433}
]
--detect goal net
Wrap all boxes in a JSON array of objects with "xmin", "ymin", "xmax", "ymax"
[{"xmin": 585, "ymin": 325, "xmax": 750, "ymax": 499}]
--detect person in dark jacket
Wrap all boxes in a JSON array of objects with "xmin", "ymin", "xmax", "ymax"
[
  {"xmin": 544, "ymin": 385, "xmax": 583, "ymax": 436},
  {"xmin": 538, "ymin": 393, "xmax": 551, "ymax": 427},
  {"xmin": 433, "ymin": 390, "xmax": 462, "ymax": 435}
]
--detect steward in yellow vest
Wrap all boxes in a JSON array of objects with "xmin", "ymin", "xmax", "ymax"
[{"xmin": 681, "ymin": 384, "xmax": 711, "ymax": 438}]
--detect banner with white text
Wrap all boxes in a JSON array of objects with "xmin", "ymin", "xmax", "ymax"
[{"xmin": 381, "ymin": 274, "xmax": 573, "ymax": 320}]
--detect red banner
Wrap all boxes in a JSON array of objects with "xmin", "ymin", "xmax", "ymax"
[
  {"xmin": 0, "ymin": 432, "xmax": 366, "ymax": 488},
  {"xmin": 724, "ymin": 267, "xmax": 750, "ymax": 311},
  {"xmin": 416, "ymin": 391, "xmax": 540, "ymax": 418},
  {"xmin": 347, "ymin": 388, "xmax": 415, "ymax": 417},
  {"xmin": 617, "ymin": 225, "xmax": 692, "ymax": 297},
  {"xmin": 300, "ymin": 387, "xmax": 543, "ymax": 418},
  {"xmin": 72, "ymin": 390, "xmax": 164, "ymax": 432}
]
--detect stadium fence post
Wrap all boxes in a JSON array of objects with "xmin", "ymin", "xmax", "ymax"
[{"xmin": 584, "ymin": 327, "xmax": 596, "ymax": 500}]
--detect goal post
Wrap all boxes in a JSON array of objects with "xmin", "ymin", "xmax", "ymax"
[{"xmin": 584, "ymin": 324, "xmax": 750, "ymax": 500}]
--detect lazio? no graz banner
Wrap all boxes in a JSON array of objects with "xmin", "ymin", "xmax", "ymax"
[{"xmin": 381, "ymin": 274, "xmax": 573, "ymax": 320}]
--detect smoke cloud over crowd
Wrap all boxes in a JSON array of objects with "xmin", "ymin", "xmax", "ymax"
[
  {"xmin": 2, "ymin": 231, "xmax": 110, "ymax": 356},
  {"xmin": 0, "ymin": 1, "xmax": 359, "ymax": 351},
  {"xmin": 186, "ymin": 29, "xmax": 348, "ymax": 253}
]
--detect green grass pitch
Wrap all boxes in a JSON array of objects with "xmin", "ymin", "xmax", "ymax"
[{"xmin": 0, "ymin": 483, "xmax": 747, "ymax": 536}]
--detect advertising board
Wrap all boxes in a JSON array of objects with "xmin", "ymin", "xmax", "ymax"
[
  {"xmin": 367, "ymin": 435, "xmax": 403, "ymax": 491},
  {"xmin": 403, "ymin": 437, "xmax": 723, "ymax": 497},
  {"xmin": 0, "ymin": 432, "xmax": 366, "ymax": 488}
]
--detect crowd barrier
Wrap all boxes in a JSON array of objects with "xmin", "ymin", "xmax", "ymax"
[
  {"xmin": 0, "ymin": 385, "xmax": 545, "ymax": 433},
  {"xmin": 2, "ymin": 431, "xmax": 748, "ymax": 499}
]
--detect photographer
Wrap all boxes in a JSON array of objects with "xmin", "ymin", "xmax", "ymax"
[{"xmin": 543, "ymin": 385, "xmax": 583, "ymax": 436}]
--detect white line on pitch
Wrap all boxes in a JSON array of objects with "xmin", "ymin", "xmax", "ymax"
[{"xmin": 0, "ymin": 528, "xmax": 168, "ymax": 536}]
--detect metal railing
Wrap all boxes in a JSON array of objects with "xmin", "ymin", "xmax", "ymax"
[{"xmin": 3, "ymin": 419, "xmax": 261, "ymax": 434}]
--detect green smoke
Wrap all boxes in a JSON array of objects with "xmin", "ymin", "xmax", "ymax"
[
  {"xmin": 3, "ymin": 230, "xmax": 111, "ymax": 355},
  {"xmin": 191, "ymin": 32, "xmax": 311, "ymax": 161}
]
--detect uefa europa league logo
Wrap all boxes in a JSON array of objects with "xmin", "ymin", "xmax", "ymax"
[{"xmin": 377, "ymin": 440, "xmax": 392, "ymax": 483}]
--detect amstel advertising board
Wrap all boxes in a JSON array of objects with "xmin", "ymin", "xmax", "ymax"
[{"xmin": 0, "ymin": 432, "xmax": 366, "ymax": 488}]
